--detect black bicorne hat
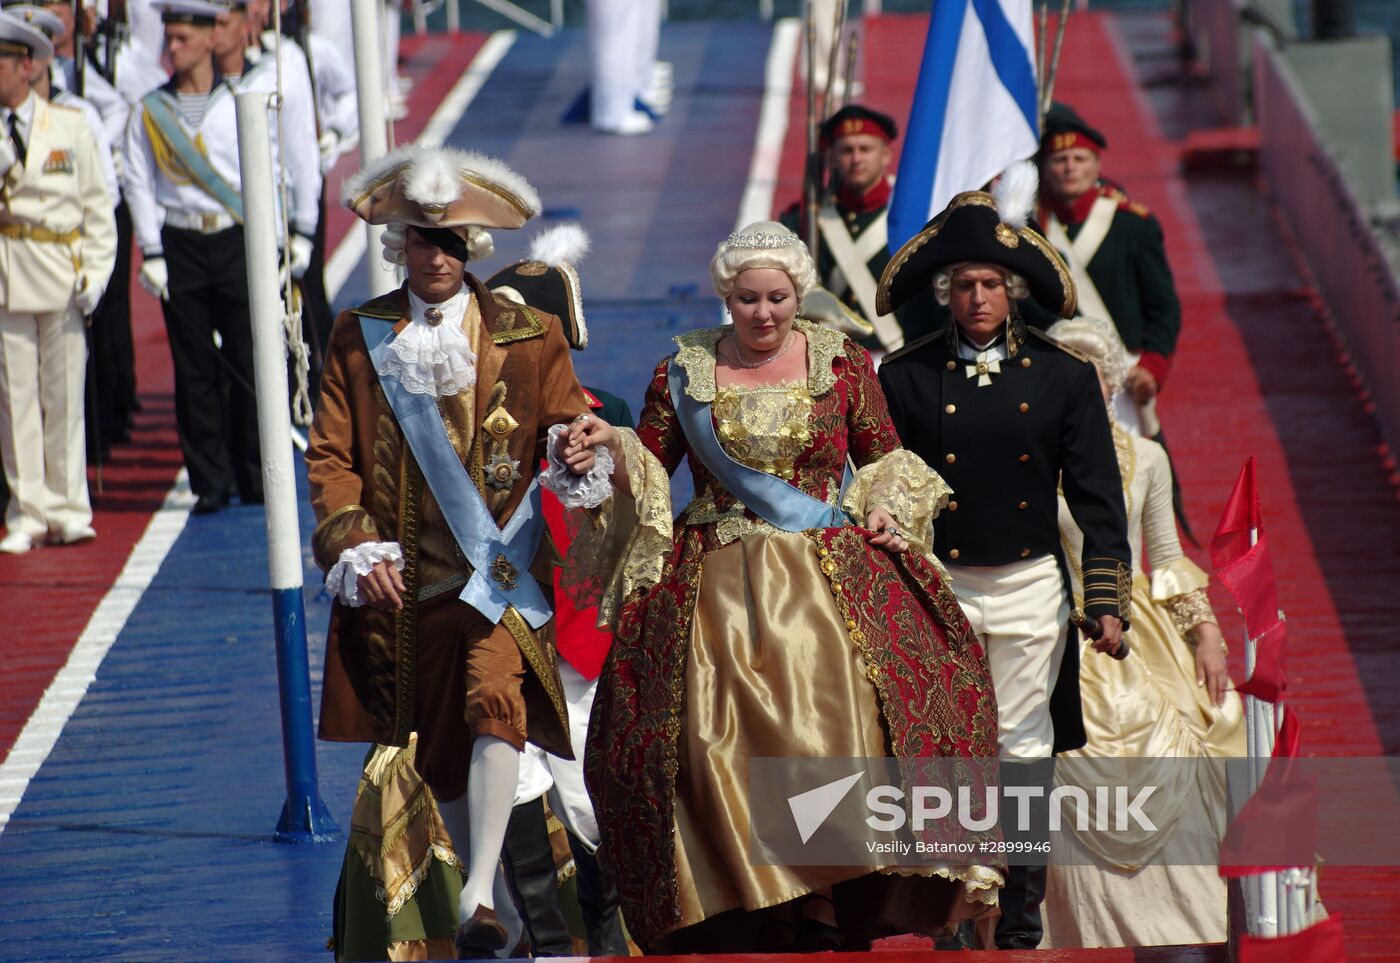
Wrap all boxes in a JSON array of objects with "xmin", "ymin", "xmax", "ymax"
[
  {"xmin": 877, "ymin": 174, "xmax": 1077, "ymax": 319},
  {"xmin": 485, "ymin": 223, "xmax": 590, "ymax": 350}
]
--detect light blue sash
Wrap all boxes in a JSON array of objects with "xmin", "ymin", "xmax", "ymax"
[
  {"xmin": 141, "ymin": 91, "xmax": 246, "ymax": 222},
  {"xmin": 668, "ymin": 359, "xmax": 850, "ymax": 532},
  {"xmin": 360, "ymin": 316, "xmax": 550, "ymax": 628}
]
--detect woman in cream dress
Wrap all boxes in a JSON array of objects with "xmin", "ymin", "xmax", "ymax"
[
  {"xmin": 1042, "ymin": 318, "xmax": 1246, "ymax": 947},
  {"xmin": 556, "ymin": 222, "xmax": 1003, "ymax": 952}
]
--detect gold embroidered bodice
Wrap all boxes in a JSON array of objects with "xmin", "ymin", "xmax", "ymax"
[{"xmin": 712, "ymin": 381, "xmax": 814, "ymax": 481}]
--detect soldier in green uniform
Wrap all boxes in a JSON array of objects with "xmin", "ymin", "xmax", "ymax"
[
  {"xmin": 779, "ymin": 104, "xmax": 937, "ymax": 356},
  {"xmin": 1037, "ymin": 102, "xmax": 1182, "ymax": 436}
]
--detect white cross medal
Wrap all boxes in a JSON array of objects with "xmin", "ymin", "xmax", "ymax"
[{"xmin": 966, "ymin": 350, "xmax": 1002, "ymax": 387}]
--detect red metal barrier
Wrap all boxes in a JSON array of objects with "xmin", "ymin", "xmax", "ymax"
[{"xmin": 1253, "ymin": 33, "xmax": 1400, "ymax": 458}]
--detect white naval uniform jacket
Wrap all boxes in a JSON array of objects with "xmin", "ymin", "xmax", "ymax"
[
  {"xmin": 51, "ymin": 90, "xmax": 120, "ymax": 204},
  {"xmin": 122, "ymin": 57, "xmax": 322, "ymax": 256},
  {"xmin": 0, "ymin": 93, "xmax": 117, "ymax": 314}
]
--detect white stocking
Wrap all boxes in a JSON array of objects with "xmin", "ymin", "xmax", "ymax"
[{"xmin": 435, "ymin": 736, "xmax": 522, "ymax": 924}]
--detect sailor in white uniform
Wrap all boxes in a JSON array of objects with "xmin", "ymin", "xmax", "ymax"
[
  {"xmin": 123, "ymin": 0, "xmax": 311, "ymax": 512},
  {"xmin": 0, "ymin": 12, "xmax": 116, "ymax": 552},
  {"xmin": 585, "ymin": 0, "xmax": 662, "ymax": 136}
]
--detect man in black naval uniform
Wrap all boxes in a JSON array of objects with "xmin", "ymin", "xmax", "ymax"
[
  {"xmin": 1037, "ymin": 102, "xmax": 1181, "ymax": 436},
  {"xmin": 876, "ymin": 177, "xmax": 1131, "ymax": 950},
  {"xmin": 779, "ymin": 104, "xmax": 936, "ymax": 355}
]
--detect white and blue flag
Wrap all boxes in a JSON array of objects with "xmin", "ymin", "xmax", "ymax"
[{"xmin": 887, "ymin": 0, "xmax": 1040, "ymax": 251}]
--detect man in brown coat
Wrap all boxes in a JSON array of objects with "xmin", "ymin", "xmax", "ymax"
[{"xmin": 306, "ymin": 145, "xmax": 609, "ymax": 956}]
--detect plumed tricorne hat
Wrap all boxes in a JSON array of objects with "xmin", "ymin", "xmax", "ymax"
[
  {"xmin": 877, "ymin": 161, "xmax": 1077, "ymax": 319},
  {"xmin": 486, "ymin": 223, "xmax": 590, "ymax": 350},
  {"xmin": 342, "ymin": 144, "xmax": 542, "ymax": 236}
]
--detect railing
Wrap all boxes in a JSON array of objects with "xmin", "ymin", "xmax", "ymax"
[
  {"xmin": 1254, "ymin": 32, "xmax": 1400, "ymax": 457},
  {"xmin": 1183, "ymin": 0, "xmax": 1248, "ymax": 124}
]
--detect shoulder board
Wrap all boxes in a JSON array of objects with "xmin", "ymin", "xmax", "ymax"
[
  {"xmin": 880, "ymin": 331, "xmax": 944, "ymax": 366},
  {"xmin": 349, "ymin": 290, "xmax": 403, "ymax": 321},
  {"xmin": 1027, "ymin": 326, "xmax": 1093, "ymax": 363},
  {"xmin": 46, "ymin": 100, "xmax": 83, "ymax": 117},
  {"xmin": 490, "ymin": 302, "xmax": 547, "ymax": 345},
  {"xmin": 582, "ymin": 387, "xmax": 603, "ymax": 410},
  {"xmin": 1120, "ymin": 200, "xmax": 1152, "ymax": 219},
  {"xmin": 1100, "ymin": 185, "xmax": 1128, "ymax": 204}
]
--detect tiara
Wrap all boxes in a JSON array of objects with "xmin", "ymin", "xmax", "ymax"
[{"xmin": 727, "ymin": 231, "xmax": 802, "ymax": 250}]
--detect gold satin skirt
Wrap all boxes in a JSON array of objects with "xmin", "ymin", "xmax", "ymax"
[
  {"xmin": 667, "ymin": 531, "xmax": 989, "ymax": 942},
  {"xmin": 1041, "ymin": 574, "xmax": 1246, "ymax": 948}
]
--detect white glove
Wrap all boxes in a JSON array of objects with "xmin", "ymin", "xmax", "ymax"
[
  {"xmin": 0, "ymin": 136, "xmax": 15, "ymax": 178},
  {"xmin": 75, "ymin": 279, "xmax": 103, "ymax": 316},
  {"xmin": 317, "ymin": 129, "xmax": 340, "ymax": 175},
  {"xmin": 139, "ymin": 257, "xmax": 170, "ymax": 301},
  {"xmin": 289, "ymin": 233, "xmax": 314, "ymax": 280}
]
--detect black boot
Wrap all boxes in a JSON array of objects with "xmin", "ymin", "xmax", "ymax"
[
  {"xmin": 502, "ymin": 800, "xmax": 574, "ymax": 956},
  {"xmin": 568, "ymin": 832, "xmax": 630, "ymax": 956},
  {"xmin": 993, "ymin": 759, "xmax": 1054, "ymax": 949}
]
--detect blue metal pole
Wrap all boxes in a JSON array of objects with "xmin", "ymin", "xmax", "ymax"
[
  {"xmin": 236, "ymin": 92, "xmax": 341, "ymax": 844},
  {"xmin": 272, "ymin": 586, "xmax": 339, "ymax": 843}
]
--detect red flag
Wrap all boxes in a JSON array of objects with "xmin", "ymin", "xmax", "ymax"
[
  {"xmin": 1237, "ymin": 619, "xmax": 1288, "ymax": 703},
  {"xmin": 1212, "ymin": 458, "xmax": 1281, "ymax": 638},
  {"xmin": 1238, "ymin": 914, "xmax": 1346, "ymax": 962},
  {"xmin": 1220, "ymin": 708, "xmax": 1314, "ymax": 876}
]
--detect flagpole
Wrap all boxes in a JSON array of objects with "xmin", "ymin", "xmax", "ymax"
[
  {"xmin": 1244, "ymin": 523, "xmax": 1279, "ymax": 938},
  {"xmin": 803, "ymin": 7, "xmax": 819, "ymax": 257}
]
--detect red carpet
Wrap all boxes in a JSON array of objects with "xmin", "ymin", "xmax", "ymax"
[{"xmin": 0, "ymin": 31, "xmax": 487, "ymax": 764}]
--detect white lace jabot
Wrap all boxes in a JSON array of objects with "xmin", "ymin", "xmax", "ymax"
[{"xmin": 373, "ymin": 287, "xmax": 477, "ymax": 397}]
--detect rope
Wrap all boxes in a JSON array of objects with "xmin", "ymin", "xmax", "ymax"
[{"xmin": 270, "ymin": 2, "xmax": 314, "ymax": 427}]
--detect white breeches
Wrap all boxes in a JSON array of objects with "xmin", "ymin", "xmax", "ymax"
[{"xmin": 948, "ymin": 555, "xmax": 1069, "ymax": 761}]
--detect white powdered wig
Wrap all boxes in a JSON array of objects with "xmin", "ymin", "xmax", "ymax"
[
  {"xmin": 991, "ymin": 159, "xmax": 1039, "ymax": 230},
  {"xmin": 710, "ymin": 220, "xmax": 818, "ymax": 300},
  {"xmin": 528, "ymin": 223, "xmax": 591, "ymax": 267},
  {"xmin": 1047, "ymin": 316, "xmax": 1127, "ymax": 396},
  {"xmin": 341, "ymin": 144, "xmax": 543, "ymax": 221}
]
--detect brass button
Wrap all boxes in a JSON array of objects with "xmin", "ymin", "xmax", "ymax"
[
  {"xmin": 1019, "ymin": 453, "xmax": 1030, "ymax": 463},
  {"xmin": 1019, "ymin": 402, "xmax": 1030, "ymax": 413},
  {"xmin": 1020, "ymin": 548, "xmax": 1031, "ymax": 558},
  {"xmin": 947, "ymin": 501, "xmax": 958, "ymax": 512},
  {"xmin": 1021, "ymin": 357, "xmax": 1031, "ymax": 368},
  {"xmin": 945, "ymin": 404, "xmax": 956, "ymax": 414},
  {"xmin": 946, "ymin": 360, "xmax": 957, "ymax": 371},
  {"xmin": 949, "ymin": 549, "xmax": 960, "ymax": 560},
  {"xmin": 945, "ymin": 453, "xmax": 956, "ymax": 464},
  {"xmin": 976, "ymin": 362, "xmax": 989, "ymax": 375},
  {"xmin": 1018, "ymin": 501, "xmax": 1028, "ymax": 510}
]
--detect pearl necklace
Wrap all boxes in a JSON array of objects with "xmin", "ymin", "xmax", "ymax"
[{"xmin": 724, "ymin": 330, "xmax": 797, "ymax": 369}]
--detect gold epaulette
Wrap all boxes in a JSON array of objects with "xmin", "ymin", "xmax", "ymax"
[
  {"xmin": 489, "ymin": 299, "xmax": 548, "ymax": 344},
  {"xmin": 879, "ymin": 331, "xmax": 943, "ymax": 366},
  {"xmin": 350, "ymin": 290, "xmax": 403, "ymax": 320},
  {"xmin": 1027, "ymin": 326, "xmax": 1093, "ymax": 364}
]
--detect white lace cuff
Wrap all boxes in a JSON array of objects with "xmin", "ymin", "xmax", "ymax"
[
  {"xmin": 326, "ymin": 541, "xmax": 405, "ymax": 607},
  {"xmin": 539, "ymin": 423, "xmax": 615, "ymax": 509}
]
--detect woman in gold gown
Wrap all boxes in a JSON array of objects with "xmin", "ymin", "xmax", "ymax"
[
  {"xmin": 557, "ymin": 222, "xmax": 1003, "ymax": 952},
  {"xmin": 1042, "ymin": 318, "xmax": 1246, "ymax": 947}
]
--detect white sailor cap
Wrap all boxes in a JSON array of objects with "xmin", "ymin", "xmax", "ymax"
[
  {"xmin": 0, "ymin": 8, "xmax": 53, "ymax": 62},
  {"xmin": 153, "ymin": 0, "xmax": 225, "ymax": 25},
  {"xmin": 4, "ymin": 4, "xmax": 65, "ymax": 51}
]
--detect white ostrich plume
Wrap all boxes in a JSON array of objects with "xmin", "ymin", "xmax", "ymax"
[
  {"xmin": 528, "ymin": 223, "xmax": 591, "ymax": 268},
  {"xmin": 991, "ymin": 159, "xmax": 1039, "ymax": 230}
]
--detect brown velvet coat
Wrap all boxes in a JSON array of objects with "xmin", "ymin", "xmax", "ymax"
[{"xmin": 308, "ymin": 276, "xmax": 589, "ymax": 753}]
